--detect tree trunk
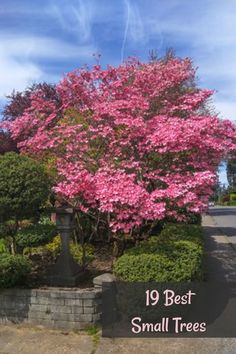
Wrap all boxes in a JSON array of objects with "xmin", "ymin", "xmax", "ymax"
[
  {"xmin": 10, "ymin": 237, "xmax": 16, "ymax": 255},
  {"xmin": 112, "ymin": 238, "xmax": 125, "ymax": 257}
]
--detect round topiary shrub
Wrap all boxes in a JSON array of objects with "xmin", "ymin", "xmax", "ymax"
[
  {"xmin": 0, "ymin": 254, "xmax": 31, "ymax": 288},
  {"xmin": 0, "ymin": 152, "xmax": 51, "ymax": 254},
  {"xmin": 113, "ymin": 237, "xmax": 203, "ymax": 282},
  {"xmin": 0, "ymin": 152, "xmax": 51, "ymax": 222}
]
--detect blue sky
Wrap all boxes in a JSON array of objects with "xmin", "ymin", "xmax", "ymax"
[{"xmin": 1, "ymin": 0, "xmax": 236, "ymax": 185}]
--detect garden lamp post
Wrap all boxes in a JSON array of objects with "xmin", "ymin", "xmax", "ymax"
[{"xmin": 47, "ymin": 207, "xmax": 84, "ymax": 287}]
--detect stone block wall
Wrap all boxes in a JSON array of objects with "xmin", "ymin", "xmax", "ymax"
[{"xmin": 0, "ymin": 287, "xmax": 102, "ymax": 330}]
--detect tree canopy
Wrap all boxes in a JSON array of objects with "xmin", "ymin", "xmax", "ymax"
[{"xmin": 2, "ymin": 56, "xmax": 236, "ymax": 233}]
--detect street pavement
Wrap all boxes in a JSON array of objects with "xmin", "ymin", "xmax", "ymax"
[
  {"xmin": 203, "ymin": 207, "xmax": 236, "ymax": 281},
  {"xmin": 1, "ymin": 324, "xmax": 235, "ymax": 354},
  {"xmin": 208, "ymin": 206, "xmax": 236, "ymax": 245}
]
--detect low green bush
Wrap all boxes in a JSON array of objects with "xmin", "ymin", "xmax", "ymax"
[
  {"xmin": 0, "ymin": 223, "xmax": 8, "ymax": 238},
  {"xmin": 43, "ymin": 234, "xmax": 61, "ymax": 258},
  {"xmin": 113, "ymin": 224, "xmax": 204, "ymax": 282},
  {"xmin": 230, "ymin": 193, "xmax": 236, "ymax": 201},
  {"xmin": 0, "ymin": 239, "xmax": 8, "ymax": 254},
  {"xmin": 0, "ymin": 254, "xmax": 31, "ymax": 288},
  {"xmin": 70, "ymin": 241, "xmax": 95, "ymax": 265},
  {"xmin": 226, "ymin": 201, "xmax": 236, "ymax": 206},
  {"xmin": 114, "ymin": 253, "xmax": 172, "ymax": 282},
  {"xmin": 24, "ymin": 235, "xmax": 95, "ymax": 266},
  {"xmin": 158, "ymin": 223, "xmax": 203, "ymax": 245},
  {"xmin": 16, "ymin": 223, "xmax": 57, "ymax": 248}
]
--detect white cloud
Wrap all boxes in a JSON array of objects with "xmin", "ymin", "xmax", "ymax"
[
  {"xmin": 213, "ymin": 99, "xmax": 236, "ymax": 123},
  {"xmin": 49, "ymin": 0, "xmax": 93, "ymax": 42},
  {"xmin": 0, "ymin": 35, "xmax": 96, "ymax": 61},
  {"xmin": 145, "ymin": 1, "xmax": 236, "ymax": 122},
  {"xmin": 121, "ymin": 0, "xmax": 153, "ymax": 61},
  {"xmin": 0, "ymin": 56, "xmax": 42, "ymax": 99},
  {"xmin": 0, "ymin": 34, "xmax": 97, "ymax": 98},
  {"xmin": 126, "ymin": 0, "xmax": 145, "ymax": 43},
  {"xmin": 0, "ymin": 0, "xmax": 236, "ymax": 128}
]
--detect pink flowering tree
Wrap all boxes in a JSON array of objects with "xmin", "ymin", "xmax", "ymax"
[{"xmin": 3, "ymin": 55, "xmax": 236, "ymax": 240}]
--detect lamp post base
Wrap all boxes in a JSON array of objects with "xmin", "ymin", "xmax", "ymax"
[
  {"xmin": 45, "ymin": 271, "xmax": 86, "ymax": 287},
  {"xmin": 44, "ymin": 252, "xmax": 87, "ymax": 287},
  {"xmin": 46, "ymin": 206, "xmax": 88, "ymax": 287}
]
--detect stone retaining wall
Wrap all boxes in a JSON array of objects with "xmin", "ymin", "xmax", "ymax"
[{"xmin": 0, "ymin": 287, "xmax": 102, "ymax": 330}]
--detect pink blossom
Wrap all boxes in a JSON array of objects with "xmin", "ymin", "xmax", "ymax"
[{"xmin": 4, "ymin": 56, "xmax": 236, "ymax": 232}]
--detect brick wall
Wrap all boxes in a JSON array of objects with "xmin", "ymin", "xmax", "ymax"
[{"xmin": 0, "ymin": 287, "xmax": 102, "ymax": 330}]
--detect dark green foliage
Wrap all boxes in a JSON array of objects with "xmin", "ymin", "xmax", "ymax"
[
  {"xmin": 0, "ymin": 223, "xmax": 8, "ymax": 237},
  {"xmin": 3, "ymin": 83, "xmax": 61, "ymax": 122},
  {"xmin": 186, "ymin": 212, "xmax": 202, "ymax": 225},
  {"xmin": 225, "ymin": 200, "xmax": 236, "ymax": 206},
  {"xmin": 16, "ymin": 223, "xmax": 57, "ymax": 248},
  {"xmin": 0, "ymin": 152, "xmax": 51, "ymax": 222},
  {"xmin": 227, "ymin": 157, "xmax": 236, "ymax": 190},
  {"xmin": 70, "ymin": 242, "xmax": 95, "ymax": 266},
  {"xmin": 0, "ymin": 254, "xmax": 31, "ymax": 287},
  {"xmin": 0, "ymin": 131, "xmax": 18, "ymax": 154},
  {"xmin": 0, "ymin": 219, "xmax": 21, "ymax": 239},
  {"xmin": 230, "ymin": 193, "xmax": 236, "ymax": 201},
  {"xmin": 23, "ymin": 235, "xmax": 95, "ymax": 266},
  {"xmin": 159, "ymin": 223, "xmax": 203, "ymax": 245},
  {"xmin": 0, "ymin": 239, "xmax": 8, "ymax": 254},
  {"xmin": 167, "ymin": 211, "xmax": 202, "ymax": 225},
  {"xmin": 44, "ymin": 235, "xmax": 95, "ymax": 266},
  {"xmin": 113, "ymin": 224, "xmax": 204, "ymax": 282},
  {"xmin": 154, "ymin": 211, "xmax": 202, "ymax": 232},
  {"xmin": 222, "ymin": 195, "xmax": 230, "ymax": 202}
]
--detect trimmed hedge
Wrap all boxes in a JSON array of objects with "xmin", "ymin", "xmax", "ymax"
[
  {"xmin": 225, "ymin": 201, "xmax": 236, "ymax": 206},
  {"xmin": 158, "ymin": 223, "xmax": 203, "ymax": 245},
  {"xmin": 113, "ymin": 224, "xmax": 204, "ymax": 282},
  {"xmin": 0, "ymin": 254, "xmax": 31, "ymax": 288}
]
